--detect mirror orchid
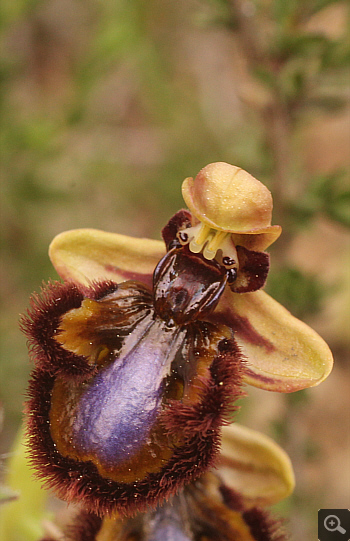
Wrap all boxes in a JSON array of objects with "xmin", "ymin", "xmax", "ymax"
[{"xmin": 20, "ymin": 162, "xmax": 333, "ymax": 538}]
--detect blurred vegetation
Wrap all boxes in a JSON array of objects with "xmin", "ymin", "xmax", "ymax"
[{"xmin": 0, "ymin": 0, "xmax": 349, "ymax": 539}]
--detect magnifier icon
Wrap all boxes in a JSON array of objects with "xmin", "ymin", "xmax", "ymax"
[{"xmin": 324, "ymin": 515, "xmax": 346, "ymax": 534}]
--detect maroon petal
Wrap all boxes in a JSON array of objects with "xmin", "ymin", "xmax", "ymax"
[
  {"xmin": 161, "ymin": 209, "xmax": 193, "ymax": 249},
  {"xmin": 231, "ymin": 246, "xmax": 270, "ymax": 293}
]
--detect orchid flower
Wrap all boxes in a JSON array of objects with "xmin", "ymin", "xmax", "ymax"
[{"xmin": 21, "ymin": 162, "xmax": 333, "ymax": 519}]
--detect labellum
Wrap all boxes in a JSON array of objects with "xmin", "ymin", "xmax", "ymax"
[{"xmin": 21, "ymin": 214, "xmax": 248, "ymax": 516}]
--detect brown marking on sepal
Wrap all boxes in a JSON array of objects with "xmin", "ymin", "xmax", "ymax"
[
  {"xmin": 103, "ymin": 265, "xmax": 154, "ymax": 288},
  {"xmin": 241, "ymin": 367, "xmax": 307, "ymax": 393},
  {"xmin": 241, "ymin": 368, "xmax": 278, "ymax": 387},
  {"xmin": 212, "ymin": 310, "xmax": 275, "ymax": 353}
]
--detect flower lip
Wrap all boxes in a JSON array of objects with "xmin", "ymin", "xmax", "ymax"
[
  {"xmin": 22, "ymin": 279, "xmax": 245, "ymax": 517},
  {"xmin": 182, "ymin": 162, "xmax": 281, "ymax": 251}
]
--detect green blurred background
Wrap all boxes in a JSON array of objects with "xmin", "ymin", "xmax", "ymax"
[{"xmin": 1, "ymin": 0, "xmax": 349, "ymax": 539}]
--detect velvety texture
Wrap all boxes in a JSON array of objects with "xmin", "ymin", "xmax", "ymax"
[{"xmin": 48, "ymin": 473, "xmax": 287, "ymax": 541}]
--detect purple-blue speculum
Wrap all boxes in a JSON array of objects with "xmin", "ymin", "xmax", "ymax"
[{"xmin": 65, "ymin": 239, "xmax": 238, "ymax": 467}]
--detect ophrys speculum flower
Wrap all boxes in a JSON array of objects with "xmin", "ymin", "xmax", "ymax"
[
  {"xmin": 22, "ymin": 222, "xmax": 247, "ymax": 516},
  {"xmin": 21, "ymin": 162, "xmax": 333, "ymax": 520}
]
